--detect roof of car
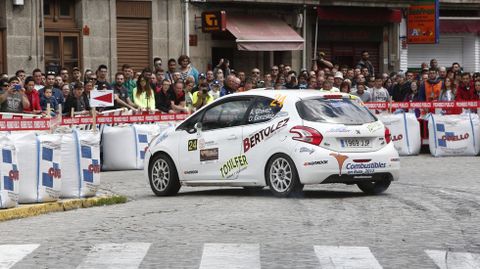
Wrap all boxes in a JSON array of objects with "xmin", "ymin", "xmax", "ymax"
[{"xmin": 233, "ymin": 89, "xmax": 351, "ymax": 100}]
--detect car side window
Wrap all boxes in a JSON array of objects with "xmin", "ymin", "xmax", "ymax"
[
  {"xmin": 202, "ymin": 99, "xmax": 251, "ymax": 131},
  {"xmin": 247, "ymin": 97, "xmax": 282, "ymax": 124},
  {"xmin": 177, "ymin": 111, "xmax": 203, "ymax": 133}
]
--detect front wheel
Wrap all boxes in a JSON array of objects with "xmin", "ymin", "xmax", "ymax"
[
  {"xmin": 266, "ymin": 154, "xmax": 303, "ymax": 198},
  {"xmin": 357, "ymin": 179, "xmax": 391, "ymax": 195},
  {"xmin": 149, "ymin": 153, "xmax": 181, "ymax": 196}
]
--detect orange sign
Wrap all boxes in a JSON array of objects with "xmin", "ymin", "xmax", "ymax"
[
  {"xmin": 407, "ymin": 0, "xmax": 439, "ymax": 44},
  {"xmin": 201, "ymin": 11, "xmax": 226, "ymax": 33}
]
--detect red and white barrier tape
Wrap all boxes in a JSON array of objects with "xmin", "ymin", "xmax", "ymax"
[
  {"xmin": 1, "ymin": 101, "xmax": 480, "ymax": 131},
  {"xmin": 61, "ymin": 113, "xmax": 188, "ymax": 125},
  {"xmin": 0, "ymin": 113, "xmax": 189, "ymax": 131},
  {"xmin": 363, "ymin": 101, "xmax": 480, "ymax": 110}
]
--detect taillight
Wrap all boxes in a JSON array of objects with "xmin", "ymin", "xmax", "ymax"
[
  {"xmin": 289, "ymin": 126, "xmax": 323, "ymax": 146},
  {"xmin": 385, "ymin": 127, "xmax": 391, "ymax": 144}
]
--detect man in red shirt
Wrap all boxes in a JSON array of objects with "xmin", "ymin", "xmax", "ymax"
[
  {"xmin": 23, "ymin": 76, "xmax": 42, "ymax": 114},
  {"xmin": 456, "ymin": 72, "xmax": 476, "ymax": 101}
]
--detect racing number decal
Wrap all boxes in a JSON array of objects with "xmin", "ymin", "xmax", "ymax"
[
  {"xmin": 188, "ymin": 139, "xmax": 198, "ymax": 151},
  {"xmin": 270, "ymin": 94, "xmax": 286, "ymax": 108}
]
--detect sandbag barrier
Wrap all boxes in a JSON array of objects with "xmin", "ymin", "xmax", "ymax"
[
  {"xmin": 0, "ymin": 130, "xmax": 101, "ymax": 210},
  {"xmin": 428, "ymin": 113, "xmax": 480, "ymax": 157},
  {"xmin": 377, "ymin": 112, "xmax": 421, "ymax": 156}
]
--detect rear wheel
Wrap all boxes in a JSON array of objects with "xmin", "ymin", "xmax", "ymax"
[
  {"xmin": 149, "ymin": 153, "xmax": 181, "ymax": 196},
  {"xmin": 266, "ymin": 154, "xmax": 303, "ymax": 198},
  {"xmin": 357, "ymin": 179, "xmax": 391, "ymax": 195}
]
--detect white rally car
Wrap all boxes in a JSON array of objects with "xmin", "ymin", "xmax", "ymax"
[{"xmin": 144, "ymin": 90, "xmax": 400, "ymax": 197}]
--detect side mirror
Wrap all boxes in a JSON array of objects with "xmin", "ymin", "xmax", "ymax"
[{"xmin": 194, "ymin": 122, "xmax": 202, "ymax": 132}]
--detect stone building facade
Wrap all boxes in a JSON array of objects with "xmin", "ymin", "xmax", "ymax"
[{"xmin": 0, "ymin": 0, "xmax": 478, "ymax": 78}]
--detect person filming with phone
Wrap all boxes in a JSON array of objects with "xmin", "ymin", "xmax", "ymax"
[
  {"xmin": 0, "ymin": 76, "xmax": 30, "ymax": 113},
  {"xmin": 192, "ymin": 82, "xmax": 213, "ymax": 110}
]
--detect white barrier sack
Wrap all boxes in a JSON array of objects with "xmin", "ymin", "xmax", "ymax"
[
  {"xmin": 428, "ymin": 113, "xmax": 480, "ymax": 157},
  {"xmin": 61, "ymin": 130, "xmax": 100, "ymax": 198},
  {"xmin": 102, "ymin": 125, "xmax": 136, "ymax": 170},
  {"xmin": 378, "ymin": 112, "xmax": 421, "ymax": 155},
  {"xmin": 0, "ymin": 135, "xmax": 19, "ymax": 208},
  {"xmin": 133, "ymin": 124, "xmax": 163, "ymax": 169},
  {"xmin": 12, "ymin": 133, "xmax": 62, "ymax": 203},
  {"xmin": 102, "ymin": 124, "xmax": 167, "ymax": 170}
]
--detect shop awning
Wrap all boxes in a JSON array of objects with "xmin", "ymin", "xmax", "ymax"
[
  {"xmin": 226, "ymin": 14, "xmax": 304, "ymax": 51},
  {"xmin": 440, "ymin": 19, "xmax": 480, "ymax": 35},
  {"xmin": 317, "ymin": 7, "xmax": 402, "ymax": 24}
]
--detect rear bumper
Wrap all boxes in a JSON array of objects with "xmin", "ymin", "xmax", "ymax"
[
  {"xmin": 320, "ymin": 172, "xmax": 394, "ymax": 184},
  {"xmin": 292, "ymin": 143, "xmax": 400, "ymax": 184}
]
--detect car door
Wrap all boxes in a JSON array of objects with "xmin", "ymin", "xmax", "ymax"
[
  {"xmin": 239, "ymin": 96, "xmax": 288, "ymax": 182},
  {"xmin": 179, "ymin": 97, "xmax": 253, "ymax": 181}
]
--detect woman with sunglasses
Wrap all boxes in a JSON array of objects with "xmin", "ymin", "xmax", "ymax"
[{"xmin": 133, "ymin": 75, "xmax": 155, "ymax": 112}]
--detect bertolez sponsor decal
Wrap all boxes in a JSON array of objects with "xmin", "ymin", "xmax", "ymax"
[
  {"xmin": 220, "ymin": 154, "xmax": 248, "ymax": 178},
  {"xmin": 243, "ymin": 118, "xmax": 289, "ymax": 153}
]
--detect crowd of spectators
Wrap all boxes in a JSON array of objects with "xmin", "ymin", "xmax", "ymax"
[{"xmin": 1, "ymin": 51, "xmax": 479, "ymax": 117}]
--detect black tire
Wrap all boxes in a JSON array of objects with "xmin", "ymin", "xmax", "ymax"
[
  {"xmin": 265, "ymin": 154, "xmax": 304, "ymax": 198},
  {"xmin": 149, "ymin": 153, "xmax": 181, "ymax": 196},
  {"xmin": 357, "ymin": 179, "xmax": 391, "ymax": 195}
]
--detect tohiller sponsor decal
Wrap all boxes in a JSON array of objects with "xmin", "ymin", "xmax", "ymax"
[
  {"xmin": 243, "ymin": 118, "xmax": 289, "ymax": 153},
  {"xmin": 220, "ymin": 154, "xmax": 248, "ymax": 178}
]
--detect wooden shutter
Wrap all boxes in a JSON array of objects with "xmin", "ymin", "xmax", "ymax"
[{"xmin": 116, "ymin": 1, "xmax": 151, "ymax": 73}]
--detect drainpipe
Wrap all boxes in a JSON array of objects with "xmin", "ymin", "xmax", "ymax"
[
  {"xmin": 302, "ymin": 5, "xmax": 307, "ymax": 70},
  {"xmin": 184, "ymin": 0, "xmax": 189, "ymax": 56}
]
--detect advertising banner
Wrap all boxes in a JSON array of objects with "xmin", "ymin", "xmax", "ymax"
[{"xmin": 407, "ymin": 0, "xmax": 439, "ymax": 44}]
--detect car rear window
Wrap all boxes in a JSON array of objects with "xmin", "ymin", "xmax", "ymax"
[{"xmin": 296, "ymin": 97, "xmax": 377, "ymax": 124}]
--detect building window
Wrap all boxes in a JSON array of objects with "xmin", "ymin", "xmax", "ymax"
[
  {"xmin": 44, "ymin": 0, "xmax": 80, "ymax": 73},
  {"xmin": 44, "ymin": 0, "xmax": 76, "ymax": 29},
  {"xmin": 45, "ymin": 33, "xmax": 80, "ymax": 74}
]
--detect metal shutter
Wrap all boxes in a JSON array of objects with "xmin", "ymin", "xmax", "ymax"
[
  {"xmin": 407, "ymin": 36, "xmax": 463, "ymax": 69},
  {"xmin": 116, "ymin": 1, "xmax": 151, "ymax": 73},
  {"xmin": 117, "ymin": 18, "xmax": 150, "ymax": 73}
]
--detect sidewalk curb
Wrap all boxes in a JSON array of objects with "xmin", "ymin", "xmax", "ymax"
[{"xmin": 0, "ymin": 195, "xmax": 128, "ymax": 222}]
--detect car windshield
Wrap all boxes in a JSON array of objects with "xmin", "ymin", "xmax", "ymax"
[{"xmin": 296, "ymin": 97, "xmax": 377, "ymax": 124}]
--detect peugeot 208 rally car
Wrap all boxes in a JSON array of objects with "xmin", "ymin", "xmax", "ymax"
[{"xmin": 145, "ymin": 90, "xmax": 400, "ymax": 197}]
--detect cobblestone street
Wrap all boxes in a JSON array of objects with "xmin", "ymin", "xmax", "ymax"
[{"xmin": 0, "ymin": 155, "xmax": 479, "ymax": 268}]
